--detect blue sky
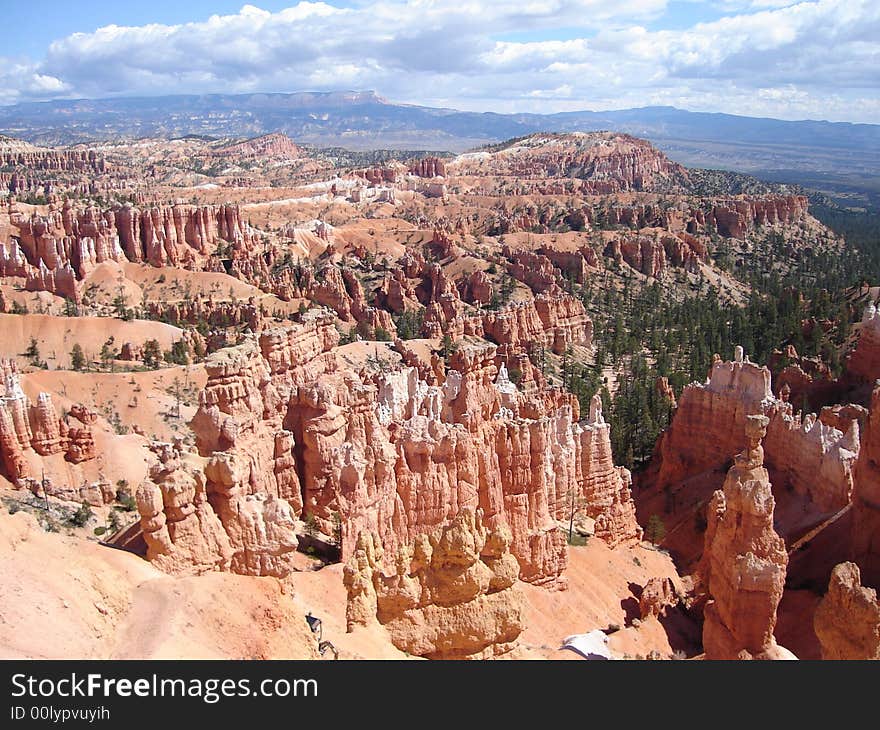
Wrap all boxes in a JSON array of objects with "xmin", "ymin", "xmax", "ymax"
[{"xmin": 1, "ymin": 1, "xmax": 878, "ymax": 123}]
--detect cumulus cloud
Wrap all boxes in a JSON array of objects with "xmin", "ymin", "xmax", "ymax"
[{"xmin": 3, "ymin": 0, "xmax": 879, "ymax": 122}]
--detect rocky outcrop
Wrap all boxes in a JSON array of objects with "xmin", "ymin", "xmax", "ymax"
[
  {"xmin": 343, "ymin": 508, "xmax": 524, "ymax": 659},
  {"xmin": 190, "ymin": 341, "xmax": 272, "ymax": 454},
  {"xmin": 853, "ymin": 385, "xmax": 880, "ymax": 587},
  {"xmin": 771, "ymin": 344, "xmax": 837, "ymax": 408},
  {"xmin": 451, "ymin": 133, "xmax": 689, "ymax": 194},
  {"xmin": 538, "ymin": 246, "xmax": 599, "ymax": 284},
  {"xmin": 409, "ymin": 157, "xmax": 446, "ymax": 178},
  {"xmin": 0, "ymin": 200, "xmax": 253, "ymax": 297},
  {"xmin": 661, "ymin": 233, "xmax": 706, "ymax": 272},
  {"xmin": 181, "ymin": 316, "xmax": 633, "ymax": 588},
  {"xmin": 656, "ymin": 376, "xmax": 677, "ymax": 408},
  {"xmin": 212, "ymin": 132, "xmax": 300, "ymax": 159},
  {"xmin": 639, "ymin": 576, "xmax": 679, "ymax": 619},
  {"xmin": 0, "ymin": 404, "xmax": 28, "ymax": 480},
  {"xmin": 425, "ymin": 294, "xmax": 592, "ymax": 357},
  {"xmin": 0, "ymin": 373, "xmax": 97, "ymax": 480},
  {"xmin": 287, "ymin": 346, "xmax": 568, "ymax": 586},
  {"xmin": 602, "ymin": 235, "xmax": 667, "ymax": 278},
  {"xmin": 649, "ymin": 349, "xmax": 858, "ymax": 513},
  {"xmin": 0, "ymin": 148, "xmax": 106, "ymax": 174},
  {"xmin": 204, "ymin": 453, "xmax": 301, "ymax": 577},
  {"xmin": 135, "ymin": 442, "xmax": 233, "ymax": 575},
  {"xmin": 147, "ymin": 297, "xmax": 263, "ymax": 332},
  {"xmin": 700, "ymin": 415, "xmax": 792, "ymax": 660},
  {"xmin": 814, "ymin": 562, "xmax": 880, "ymax": 660},
  {"xmin": 702, "ymin": 196, "xmax": 809, "ymax": 239},
  {"xmin": 135, "ymin": 442, "xmax": 301, "ymax": 577},
  {"xmin": 355, "ymin": 166, "xmax": 400, "ymax": 185},
  {"xmin": 504, "ymin": 248, "xmax": 559, "ymax": 293},
  {"xmin": 569, "ymin": 395, "xmax": 643, "ymax": 548},
  {"xmin": 286, "ymin": 342, "xmax": 640, "ymax": 586},
  {"xmin": 847, "ymin": 301, "xmax": 880, "ymax": 384}
]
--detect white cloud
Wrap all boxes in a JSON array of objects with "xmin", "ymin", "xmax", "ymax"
[{"xmin": 1, "ymin": 0, "xmax": 878, "ymax": 122}]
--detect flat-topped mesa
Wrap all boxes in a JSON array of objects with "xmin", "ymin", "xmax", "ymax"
[
  {"xmin": 853, "ymin": 384, "xmax": 880, "ymax": 587},
  {"xmin": 814, "ymin": 561, "xmax": 880, "ymax": 660},
  {"xmin": 450, "ymin": 133, "xmax": 689, "ymax": 193},
  {"xmin": 846, "ymin": 300, "xmax": 880, "ymax": 384},
  {"xmin": 700, "ymin": 415, "xmax": 794, "ymax": 660},
  {"xmin": 343, "ymin": 508, "xmax": 524, "ymax": 659},
  {"xmin": 650, "ymin": 347, "xmax": 858, "ymax": 513},
  {"xmin": 211, "ymin": 132, "xmax": 301, "ymax": 159}
]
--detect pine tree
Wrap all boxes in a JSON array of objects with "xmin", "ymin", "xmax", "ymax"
[
  {"xmin": 143, "ymin": 339, "xmax": 162, "ymax": 368},
  {"xmin": 645, "ymin": 514, "xmax": 666, "ymax": 545},
  {"xmin": 70, "ymin": 343, "xmax": 86, "ymax": 371}
]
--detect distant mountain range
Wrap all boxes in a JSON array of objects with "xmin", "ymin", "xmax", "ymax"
[{"xmin": 2, "ymin": 90, "xmax": 879, "ymax": 206}]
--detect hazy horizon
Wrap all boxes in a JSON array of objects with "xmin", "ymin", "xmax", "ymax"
[{"xmin": 1, "ymin": 1, "xmax": 878, "ymax": 124}]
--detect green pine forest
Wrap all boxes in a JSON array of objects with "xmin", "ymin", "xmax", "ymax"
[{"xmin": 556, "ymin": 202, "xmax": 880, "ymax": 471}]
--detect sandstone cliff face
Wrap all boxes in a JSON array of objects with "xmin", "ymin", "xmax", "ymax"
[
  {"xmin": 0, "ymin": 148, "xmax": 106, "ymax": 175},
  {"xmin": 212, "ymin": 132, "xmax": 300, "ymax": 159},
  {"xmin": 424, "ymin": 294, "xmax": 592, "ymax": 358},
  {"xmin": 287, "ymin": 343, "xmax": 640, "ymax": 585},
  {"xmin": 0, "ymin": 371, "xmax": 98, "ymax": 480},
  {"xmin": 853, "ymin": 385, "xmax": 880, "ymax": 588},
  {"xmin": 610, "ymin": 235, "xmax": 667, "ymax": 278},
  {"xmin": 604, "ymin": 232, "xmax": 705, "ymax": 277},
  {"xmin": 135, "ymin": 442, "xmax": 301, "ymax": 578},
  {"xmin": 343, "ymin": 508, "xmax": 523, "ymax": 659},
  {"xmin": 846, "ymin": 301, "xmax": 880, "ymax": 384},
  {"xmin": 0, "ymin": 201, "xmax": 252, "ymax": 298},
  {"xmin": 204, "ymin": 453, "xmax": 301, "ymax": 577},
  {"xmin": 650, "ymin": 350, "xmax": 858, "ymax": 513},
  {"xmin": 180, "ymin": 314, "xmax": 638, "ymax": 586},
  {"xmin": 504, "ymin": 247, "xmax": 561, "ymax": 294},
  {"xmin": 702, "ymin": 196, "xmax": 809, "ymax": 239},
  {"xmin": 286, "ymin": 344, "xmax": 570, "ymax": 586},
  {"xmin": 136, "ymin": 443, "xmax": 233, "ymax": 575},
  {"xmin": 814, "ymin": 562, "xmax": 880, "ymax": 660},
  {"xmin": 451, "ymin": 133, "xmax": 689, "ymax": 194},
  {"xmin": 700, "ymin": 416, "xmax": 792, "ymax": 660},
  {"xmin": 408, "ymin": 157, "xmax": 446, "ymax": 178},
  {"xmin": 570, "ymin": 397, "xmax": 643, "ymax": 548}
]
